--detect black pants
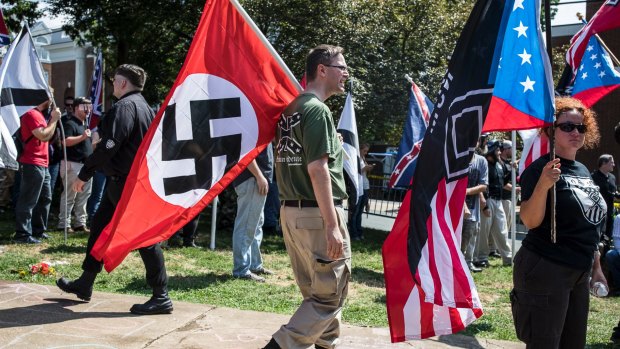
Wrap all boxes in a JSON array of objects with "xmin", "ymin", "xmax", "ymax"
[
  {"xmin": 82, "ymin": 177, "xmax": 168, "ymax": 289},
  {"xmin": 511, "ymin": 246, "xmax": 590, "ymax": 349}
]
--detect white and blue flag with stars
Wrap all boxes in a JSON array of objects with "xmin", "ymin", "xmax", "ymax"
[
  {"xmin": 88, "ymin": 51, "xmax": 103, "ymax": 128},
  {"xmin": 572, "ymin": 36, "xmax": 620, "ymax": 107},
  {"xmin": 483, "ymin": 0, "xmax": 555, "ymax": 132}
]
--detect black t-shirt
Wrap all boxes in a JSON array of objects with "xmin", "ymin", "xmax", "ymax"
[
  {"xmin": 500, "ymin": 158, "xmax": 513, "ymax": 200},
  {"xmin": 520, "ymin": 154, "xmax": 606, "ymax": 270},
  {"xmin": 487, "ymin": 160, "xmax": 504, "ymax": 199},
  {"xmin": 62, "ymin": 116, "xmax": 93, "ymax": 163},
  {"xmin": 591, "ymin": 169, "xmax": 617, "ymax": 214}
]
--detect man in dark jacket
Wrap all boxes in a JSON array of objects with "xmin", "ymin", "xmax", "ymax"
[{"xmin": 56, "ymin": 64, "xmax": 173, "ymax": 315}]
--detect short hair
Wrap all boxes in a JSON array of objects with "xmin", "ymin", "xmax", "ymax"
[
  {"xmin": 305, "ymin": 45, "xmax": 344, "ymax": 82},
  {"xmin": 72, "ymin": 97, "xmax": 92, "ymax": 108},
  {"xmin": 114, "ymin": 64, "xmax": 147, "ymax": 90},
  {"xmin": 598, "ymin": 154, "xmax": 614, "ymax": 168},
  {"xmin": 542, "ymin": 97, "xmax": 600, "ymax": 149}
]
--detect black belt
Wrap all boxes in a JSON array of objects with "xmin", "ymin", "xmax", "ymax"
[{"xmin": 282, "ymin": 199, "xmax": 343, "ymax": 208}]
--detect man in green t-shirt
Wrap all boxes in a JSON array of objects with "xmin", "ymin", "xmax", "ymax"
[{"xmin": 263, "ymin": 45, "xmax": 351, "ymax": 349}]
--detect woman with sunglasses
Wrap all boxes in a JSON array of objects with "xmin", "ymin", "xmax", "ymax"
[{"xmin": 511, "ymin": 97, "xmax": 608, "ymax": 348}]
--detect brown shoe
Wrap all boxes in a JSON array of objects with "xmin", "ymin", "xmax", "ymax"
[
  {"xmin": 73, "ymin": 225, "xmax": 90, "ymax": 233},
  {"xmin": 251, "ymin": 267, "xmax": 274, "ymax": 275},
  {"xmin": 58, "ymin": 227, "xmax": 75, "ymax": 234}
]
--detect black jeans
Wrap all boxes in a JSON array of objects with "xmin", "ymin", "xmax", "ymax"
[
  {"xmin": 14, "ymin": 164, "xmax": 51, "ymax": 238},
  {"xmin": 511, "ymin": 246, "xmax": 590, "ymax": 349},
  {"xmin": 82, "ymin": 177, "xmax": 168, "ymax": 289}
]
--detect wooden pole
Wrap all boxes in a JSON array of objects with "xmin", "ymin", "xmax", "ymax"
[{"xmin": 544, "ymin": 0, "xmax": 557, "ymax": 243}]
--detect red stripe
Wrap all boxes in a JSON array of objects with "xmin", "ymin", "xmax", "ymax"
[
  {"xmin": 411, "ymin": 83, "xmax": 431, "ymax": 124},
  {"xmin": 483, "ymin": 97, "xmax": 552, "ymax": 132},
  {"xmin": 573, "ymin": 84, "xmax": 620, "ymax": 108},
  {"xmin": 389, "ymin": 142, "xmax": 421, "ymax": 188},
  {"xmin": 417, "ymin": 285, "xmax": 437, "ymax": 338},
  {"xmin": 427, "ymin": 180, "xmax": 446, "ymax": 306},
  {"xmin": 382, "ymin": 190, "xmax": 415, "ymax": 342}
]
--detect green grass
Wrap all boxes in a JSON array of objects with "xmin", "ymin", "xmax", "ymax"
[{"xmin": 0, "ymin": 210, "xmax": 618, "ymax": 347}]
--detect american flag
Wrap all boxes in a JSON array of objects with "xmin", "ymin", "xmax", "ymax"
[
  {"xmin": 483, "ymin": 0, "xmax": 555, "ymax": 132},
  {"xmin": 517, "ymin": 129, "xmax": 549, "ymax": 177},
  {"xmin": 571, "ymin": 36, "xmax": 620, "ymax": 107},
  {"xmin": 566, "ymin": 0, "xmax": 620, "ymax": 76},
  {"xmin": 88, "ymin": 51, "xmax": 103, "ymax": 129},
  {"xmin": 388, "ymin": 82, "xmax": 432, "ymax": 188},
  {"xmin": 0, "ymin": 9, "xmax": 9, "ymax": 46}
]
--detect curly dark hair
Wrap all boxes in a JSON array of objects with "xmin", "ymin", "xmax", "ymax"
[{"xmin": 542, "ymin": 97, "xmax": 600, "ymax": 149}]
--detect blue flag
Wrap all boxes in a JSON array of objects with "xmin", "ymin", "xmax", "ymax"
[
  {"xmin": 572, "ymin": 36, "xmax": 620, "ymax": 107},
  {"xmin": 388, "ymin": 82, "xmax": 433, "ymax": 188},
  {"xmin": 483, "ymin": 0, "xmax": 555, "ymax": 132}
]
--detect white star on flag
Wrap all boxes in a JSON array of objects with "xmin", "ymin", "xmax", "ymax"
[
  {"xmin": 513, "ymin": 0, "xmax": 525, "ymax": 11},
  {"xmin": 587, "ymin": 45, "xmax": 594, "ymax": 52},
  {"xmin": 394, "ymin": 169, "xmax": 400, "ymax": 175},
  {"xmin": 582, "ymin": 72, "xmax": 588, "ymax": 79},
  {"xmin": 406, "ymin": 154, "xmax": 414, "ymax": 160},
  {"xmin": 594, "ymin": 62, "xmax": 602, "ymax": 69},
  {"xmin": 518, "ymin": 48, "xmax": 532, "ymax": 65},
  {"xmin": 590, "ymin": 54, "xmax": 598, "ymax": 60},
  {"xmin": 599, "ymin": 71, "xmax": 606, "ymax": 78},
  {"xmin": 520, "ymin": 76, "xmax": 535, "ymax": 92},
  {"xmin": 514, "ymin": 21, "xmax": 528, "ymax": 37},
  {"xmin": 580, "ymin": 64, "xmax": 585, "ymax": 71}
]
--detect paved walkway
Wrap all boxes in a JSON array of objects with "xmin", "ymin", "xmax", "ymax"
[{"xmin": 0, "ymin": 281, "xmax": 524, "ymax": 349}]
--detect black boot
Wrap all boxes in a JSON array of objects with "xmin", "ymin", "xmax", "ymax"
[
  {"xmin": 130, "ymin": 286, "xmax": 173, "ymax": 315},
  {"xmin": 56, "ymin": 271, "xmax": 96, "ymax": 301}
]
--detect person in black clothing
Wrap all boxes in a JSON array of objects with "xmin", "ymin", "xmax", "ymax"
[
  {"xmin": 591, "ymin": 154, "xmax": 619, "ymax": 240},
  {"xmin": 513, "ymin": 97, "xmax": 608, "ymax": 348},
  {"xmin": 500, "ymin": 140, "xmax": 520, "ymax": 237},
  {"xmin": 56, "ymin": 64, "xmax": 173, "ymax": 315},
  {"xmin": 57, "ymin": 97, "xmax": 93, "ymax": 233}
]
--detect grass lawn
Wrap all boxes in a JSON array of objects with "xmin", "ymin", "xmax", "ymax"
[{"xmin": 0, "ymin": 209, "xmax": 618, "ymax": 347}]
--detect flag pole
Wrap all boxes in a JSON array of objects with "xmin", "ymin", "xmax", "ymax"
[
  {"xmin": 576, "ymin": 12, "xmax": 620, "ymax": 67},
  {"xmin": 544, "ymin": 0, "xmax": 557, "ymax": 243},
  {"xmin": 230, "ymin": 0, "xmax": 302, "ymax": 93},
  {"xmin": 511, "ymin": 130, "xmax": 516, "ymax": 261}
]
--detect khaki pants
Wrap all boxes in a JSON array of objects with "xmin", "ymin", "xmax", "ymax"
[{"xmin": 273, "ymin": 206, "xmax": 352, "ymax": 349}]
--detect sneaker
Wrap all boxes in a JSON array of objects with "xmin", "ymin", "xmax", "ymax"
[
  {"xmin": 251, "ymin": 267, "xmax": 274, "ymax": 275},
  {"xmin": 489, "ymin": 251, "xmax": 501, "ymax": 259},
  {"xmin": 58, "ymin": 227, "xmax": 75, "ymax": 234},
  {"xmin": 473, "ymin": 260, "xmax": 489, "ymax": 268},
  {"xmin": 467, "ymin": 262, "xmax": 482, "ymax": 273},
  {"xmin": 235, "ymin": 272, "xmax": 265, "ymax": 282},
  {"xmin": 73, "ymin": 225, "xmax": 90, "ymax": 233},
  {"xmin": 33, "ymin": 233, "xmax": 50, "ymax": 239}
]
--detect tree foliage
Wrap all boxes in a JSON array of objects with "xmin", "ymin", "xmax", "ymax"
[
  {"xmin": 1, "ymin": 0, "xmax": 44, "ymax": 33},
  {"xmin": 44, "ymin": 0, "xmax": 561, "ymax": 145}
]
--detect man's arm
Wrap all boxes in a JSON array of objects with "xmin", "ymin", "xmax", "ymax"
[
  {"xmin": 246, "ymin": 159, "xmax": 268, "ymax": 196},
  {"xmin": 308, "ymin": 155, "xmax": 344, "ymax": 260},
  {"xmin": 63, "ymin": 128, "xmax": 91, "ymax": 147},
  {"xmin": 31, "ymin": 108, "xmax": 61, "ymax": 141},
  {"xmin": 466, "ymin": 184, "xmax": 487, "ymax": 196}
]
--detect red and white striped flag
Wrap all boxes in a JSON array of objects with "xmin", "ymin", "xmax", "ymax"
[
  {"xmin": 517, "ymin": 129, "xmax": 549, "ymax": 177},
  {"xmin": 566, "ymin": 0, "xmax": 620, "ymax": 76}
]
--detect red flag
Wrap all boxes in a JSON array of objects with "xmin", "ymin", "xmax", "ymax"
[
  {"xmin": 91, "ymin": 0, "xmax": 300, "ymax": 272},
  {"xmin": 566, "ymin": 0, "xmax": 620, "ymax": 76},
  {"xmin": 517, "ymin": 129, "xmax": 549, "ymax": 177}
]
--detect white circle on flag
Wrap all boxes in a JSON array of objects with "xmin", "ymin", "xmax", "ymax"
[{"xmin": 146, "ymin": 73, "xmax": 258, "ymax": 207}]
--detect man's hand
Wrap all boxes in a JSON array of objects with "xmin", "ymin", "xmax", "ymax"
[
  {"xmin": 50, "ymin": 107, "xmax": 61, "ymax": 123},
  {"xmin": 83, "ymin": 128, "xmax": 91, "ymax": 139},
  {"xmin": 73, "ymin": 178, "xmax": 86, "ymax": 193},
  {"xmin": 325, "ymin": 226, "xmax": 344, "ymax": 260},
  {"xmin": 256, "ymin": 174, "xmax": 269, "ymax": 196}
]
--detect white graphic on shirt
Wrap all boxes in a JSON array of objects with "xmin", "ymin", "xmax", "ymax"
[
  {"xmin": 105, "ymin": 139, "xmax": 115, "ymax": 149},
  {"xmin": 563, "ymin": 174, "xmax": 607, "ymax": 225}
]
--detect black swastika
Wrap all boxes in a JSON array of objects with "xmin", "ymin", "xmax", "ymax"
[{"xmin": 161, "ymin": 98, "xmax": 242, "ymax": 195}]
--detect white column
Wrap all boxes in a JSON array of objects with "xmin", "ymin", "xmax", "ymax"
[{"xmin": 74, "ymin": 46, "xmax": 88, "ymax": 98}]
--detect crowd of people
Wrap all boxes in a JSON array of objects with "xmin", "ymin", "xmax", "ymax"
[{"xmin": 2, "ymin": 47, "xmax": 620, "ymax": 348}]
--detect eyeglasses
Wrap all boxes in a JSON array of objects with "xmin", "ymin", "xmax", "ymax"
[
  {"xmin": 324, "ymin": 64, "xmax": 348, "ymax": 72},
  {"xmin": 555, "ymin": 122, "xmax": 587, "ymax": 134}
]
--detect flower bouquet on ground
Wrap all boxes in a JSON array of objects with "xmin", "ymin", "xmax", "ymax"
[{"xmin": 12, "ymin": 261, "xmax": 56, "ymax": 278}]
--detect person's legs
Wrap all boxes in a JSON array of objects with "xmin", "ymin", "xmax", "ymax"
[
  {"xmin": 72, "ymin": 163, "xmax": 92, "ymax": 229},
  {"xmin": 511, "ymin": 247, "xmax": 584, "ymax": 348},
  {"xmin": 232, "ymin": 178, "xmax": 266, "ymax": 277},
  {"xmin": 272, "ymin": 206, "xmax": 351, "ymax": 349},
  {"xmin": 87, "ymin": 171, "xmax": 106, "ymax": 222},
  {"xmin": 129, "ymin": 243, "xmax": 173, "ymax": 315},
  {"xmin": 488, "ymin": 199, "xmax": 512, "ymax": 265},
  {"xmin": 558, "ymin": 272, "xmax": 590, "ymax": 349},
  {"xmin": 58, "ymin": 161, "xmax": 78, "ymax": 229},
  {"xmin": 606, "ymin": 250, "xmax": 620, "ymax": 290},
  {"xmin": 31, "ymin": 167, "xmax": 51, "ymax": 237},
  {"xmin": 475, "ymin": 207, "xmax": 491, "ymax": 265},
  {"xmin": 14, "ymin": 164, "xmax": 45, "ymax": 241}
]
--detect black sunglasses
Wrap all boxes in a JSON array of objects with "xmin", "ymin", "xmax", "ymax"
[
  {"xmin": 324, "ymin": 64, "xmax": 348, "ymax": 72},
  {"xmin": 555, "ymin": 122, "xmax": 587, "ymax": 134}
]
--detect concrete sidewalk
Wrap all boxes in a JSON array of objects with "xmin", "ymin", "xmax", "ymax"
[{"xmin": 0, "ymin": 281, "xmax": 524, "ymax": 349}]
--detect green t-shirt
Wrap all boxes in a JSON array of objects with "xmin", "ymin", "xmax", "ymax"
[{"xmin": 275, "ymin": 93, "xmax": 347, "ymax": 201}]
